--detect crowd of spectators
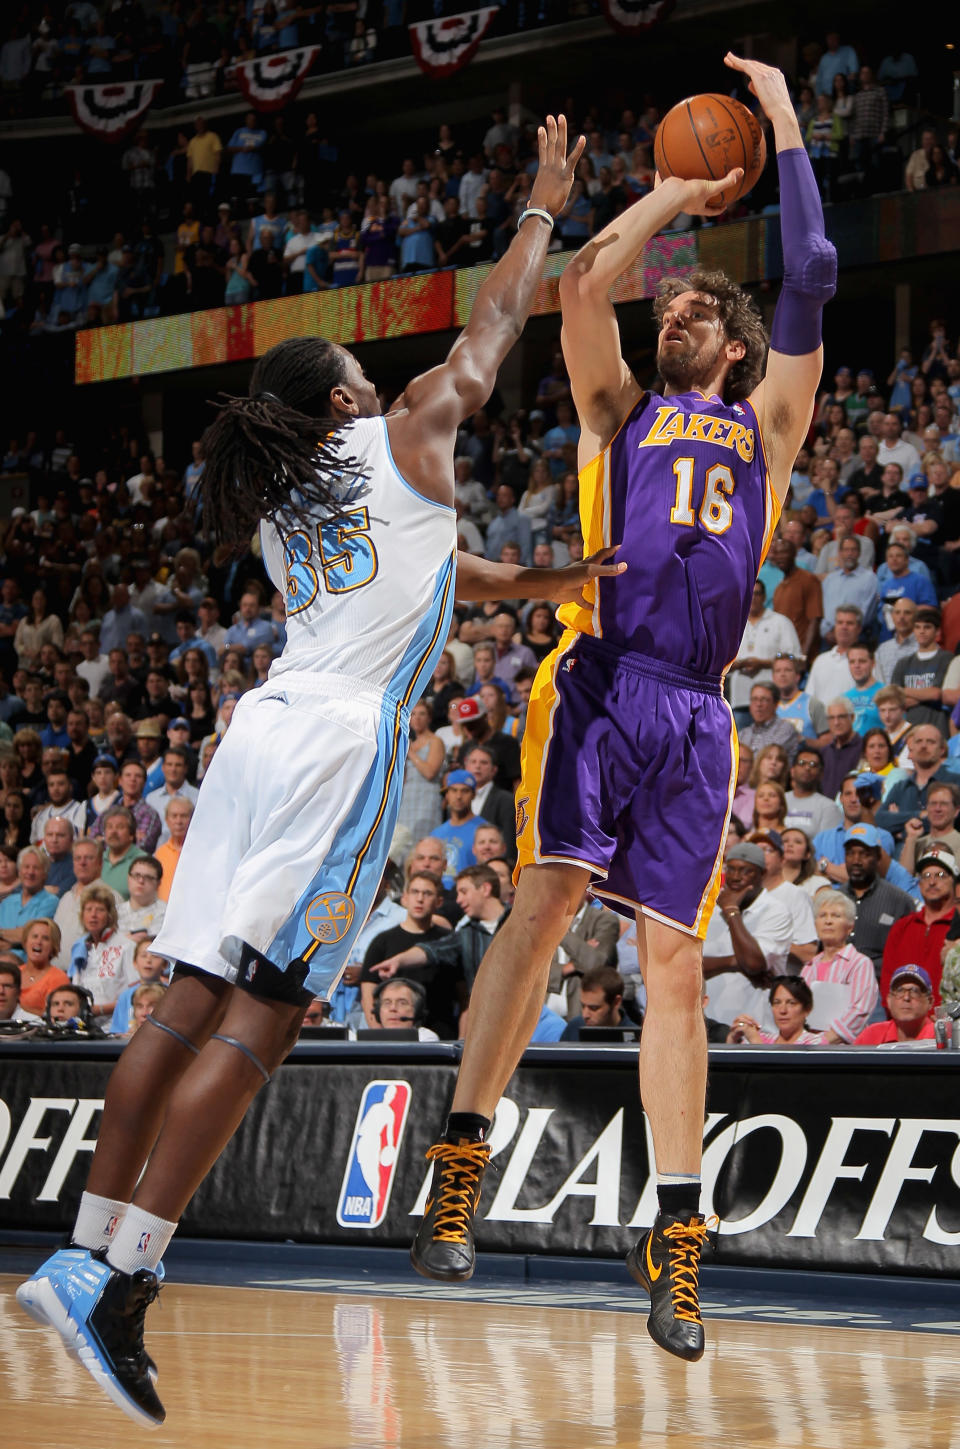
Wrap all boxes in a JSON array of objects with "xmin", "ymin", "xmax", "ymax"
[
  {"xmin": 0, "ymin": 293, "xmax": 958, "ymax": 1050},
  {"xmin": 0, "ymin": 25, "xmax": 955, "ymax": 333},
  {"xmin": 0, "ymin": 0, "xmax": 602, "ymax": 121}
]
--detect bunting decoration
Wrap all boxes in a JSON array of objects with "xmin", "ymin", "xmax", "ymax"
[
  {"xmin": 231, "ymin": 45, "xmax": 322, "ymax": 111},
  {"xmin": 65, "ymin": 79, "xmax": 164, "ymax": 142},
  {"xmin": 408, "ymin": 8, "xmax": 499, "ymax": 78},
  {"xmin": 600, "ymin": 0, "xmax": 673, "ymax": 37}
]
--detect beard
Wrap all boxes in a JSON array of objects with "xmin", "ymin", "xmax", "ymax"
[{"xmin": 657, "ymin": 335, "xmax": 724, "ymax": 390}]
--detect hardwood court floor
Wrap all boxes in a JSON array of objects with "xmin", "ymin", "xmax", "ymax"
[{"xmin": 2, "ymin": 1273, "xmax": 956, "ymax": 1449}]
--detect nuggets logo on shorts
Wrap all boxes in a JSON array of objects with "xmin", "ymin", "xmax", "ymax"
[
  {"xmin": 305, "ymin": 891, "xmax": 355, "ymax": 945},
  {"xmin": 336, "ymin": 1080, "xmax": 412, "ymax": 1228}
]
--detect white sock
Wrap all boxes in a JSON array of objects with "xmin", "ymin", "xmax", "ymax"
[
  {"xmin": 72, "ymin": 1192, "xmax": 129, "ymax": 1252},
  {"xmin": 106, "ymin": 1205, "xmax": 178, "ymax": 1275},
  {"xmin": 656, "ymin": 1173, "xmax": 701, "ymax": 1186}
]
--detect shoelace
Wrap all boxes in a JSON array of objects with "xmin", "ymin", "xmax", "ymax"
[
  {"xmin": 661, "ymin": 1218, "xmax": 714, "ymax": 1323},
  {"xmin": 424, "ymin": 1141, "xmax": 491, "ymax": 1244}
]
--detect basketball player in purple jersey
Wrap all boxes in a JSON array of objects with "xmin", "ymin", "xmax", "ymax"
[{"xmin": 413, "ymin": 54, "xmax": 836, "ymax": 1360}]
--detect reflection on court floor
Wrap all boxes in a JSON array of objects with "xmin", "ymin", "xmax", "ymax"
[{"xmin": 2, "ymin": 1270, "xmax": 958, "ymax": 1449}]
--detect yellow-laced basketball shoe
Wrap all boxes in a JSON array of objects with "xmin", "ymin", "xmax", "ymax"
[
  {"xmin": 626, "ymin": 1212, "xmax": 712, "ymax": 1361},
  {"xmin": 410, "ymin": 1138, "xmax": 492, "ymax": 1281}
]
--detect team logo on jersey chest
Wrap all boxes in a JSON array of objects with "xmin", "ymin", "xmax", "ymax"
[
  {"xmin": 305, "ymin": 892, "xmax": 356, "ymax": 944},
  {"xmin": 637, "ymin": 405, "xmax": 755, "ymax": 461},
  {"xmin": 336, "ymin": 1081, "xmax": 412, "ymax": 1228}
]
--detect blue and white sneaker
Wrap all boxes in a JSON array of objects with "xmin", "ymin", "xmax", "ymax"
[
  {"xmin": 17, "ymin": 1251, "xmax": 164, "ymax": 1427},
  {"xmin": 17, "ymin": 1246, "xmax": 92, "ymax": 1329},
  {"xmin": 17, "ymin": 1248, "xmax": 162, "ymax": 1382}
]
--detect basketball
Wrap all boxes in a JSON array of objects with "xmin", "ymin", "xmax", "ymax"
[{"xmin": 653, "ymin": 93, "xmax": 766, "ymax": 208}]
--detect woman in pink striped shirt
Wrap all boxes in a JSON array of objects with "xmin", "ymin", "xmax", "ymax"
[
  {"xmin": 728, "ymin": 975, "xmax": 822, "ymax": 1046},
  {"xmin": 800, "ymin": 891, "xmax": 879, "ymax": 1042}
]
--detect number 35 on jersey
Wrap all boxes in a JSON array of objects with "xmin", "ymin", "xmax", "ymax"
[{"xmin": 283, "ymin": 507, "xmax": 379, "ymax": 614}]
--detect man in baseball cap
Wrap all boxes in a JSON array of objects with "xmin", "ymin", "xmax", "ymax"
[
  {"xmin": 854, "ymin": 964, "xmax": 935, "ymax": 1044},
  {"xmin": 841, "ymin": 821, "xmax": 916, "ymax": 975},
  {"xmin": 433, "ymin": 770, "xmax": 483, "ymax": 888},
  {"xmin": 701, "ymin": 840, "xmax": 795, "ymax": 1035},
  {"xmin": 453, "ymin": 695, "xmax": 520, "ymax": 794},
  {"xmin": 878, "ymin": 845, "xmax": 958, "ymax": 1005},
  {"xmin": 135, "ymin": 718, "xmax": 165, "ymax": 791},
  {"xmin": 165, "ymin": 717, "xmax": 198, "ymax": 782}
]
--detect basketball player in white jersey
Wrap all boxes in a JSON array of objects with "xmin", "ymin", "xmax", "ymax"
[{"xmin": 18, "ymin": 117, "xmax": 622, "ymax": 1428}]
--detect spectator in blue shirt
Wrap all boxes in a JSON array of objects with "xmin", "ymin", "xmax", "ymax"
[
  {"xmin": 183, "ymin": 441, "xmax": 204, "ymax": 499},
  {"xmin": 99, "ymin": 584, "xmax": 148, "ymax": 657},
  {"xmin": 876, "ymin": 541, "xmax": 938, "ymax": 639},
  {"xmin": 530, "ymin": 1000, "xmax": 567, "ymax": 1042},
  {"xmin": 82, "ymin": 247, "xmax": 119, "ymax": 321},
  {"xmin": 433, "ymin": 772, "xmax": 488, "ymax": 887},
  {"xmin": 302, "ymin": 242, "xmax": 329, "ymax": 292},
  {"xmin": 247, "ymin": 193, "xmax": 287, "ymax": 254},
  {"xmin": 541, "ymin": 400, "xmax": 581, "ymax": 479},
  {"xmin": 168, "ymin": 610, "xmax": 218, "ymax": 669},
  {"xmin": 227, "ymin": 111, "xmax": 267, "ymax": 199},
  {"xmin": 39, "ymin": 690, "xmax": 71, "ymax": 750},
  {"xmin": 223, "ymin": 591, "xmax": 280, "ymax": 661},
  {"xmin": 815, "ymin": 33, "xmax": 859, "ymax": 96},
  {"xmin": 397, "ymin": 197, "xmax": 436, "ymax": 273},
  {"xmin": 485, "ymin": 484, "xmax": 533, "ymax": 567},
  {"xmin": 0, "ymin": 847, "xmax": 57, "ymax": 958},
  {"xmin": 844, "ymin": 645, "xmax": 882, "ymax": 735},
  {"xmin": 822, "ymin": 536, "xmax": 880, "ymax": 640}
]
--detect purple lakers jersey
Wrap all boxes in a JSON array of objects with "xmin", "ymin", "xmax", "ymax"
[{"xmin": 558, "ymin": 389, "xmax": 779, "ymax": 675}]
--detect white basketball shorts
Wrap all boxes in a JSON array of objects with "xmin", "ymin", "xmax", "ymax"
[{"xmin": 152, "ymin": 677, "xmax": 410, "ymax": 1000}]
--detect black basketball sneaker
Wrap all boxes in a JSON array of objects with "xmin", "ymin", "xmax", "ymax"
[
  {"xmin": 626, "ymin": 1212, "xmax": 711, "ymax": 1361},
  {"xmin": 18, "ymin": 1251, "xmax": 165, "ymax": 1426},
  {"xmin": 410, "ymin": 1137, "xmax": 492, "ymax": 1281}
]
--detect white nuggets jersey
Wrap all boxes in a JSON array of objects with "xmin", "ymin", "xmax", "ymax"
[
  {"xmin": 155, "ymin": 415, "xmax": 457, "ymax": 997},
  {"xmin": 260, "ymin": 415, "xmax": 458, "ymax": 700}
]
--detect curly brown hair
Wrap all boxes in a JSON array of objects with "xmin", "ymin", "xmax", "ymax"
[{"xmin": 653, "ymin": 269, "xmax": 768, "ymax": 403}]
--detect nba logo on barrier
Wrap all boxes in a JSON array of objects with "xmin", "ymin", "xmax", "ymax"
[{"xmin": 336, "ymin": 1080, "xmax": 412, "ymax": 1228}]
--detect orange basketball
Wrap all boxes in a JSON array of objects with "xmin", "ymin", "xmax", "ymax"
[{"xmin": 653, "ymin": 93, "xmax": 766, "ymax": 209}]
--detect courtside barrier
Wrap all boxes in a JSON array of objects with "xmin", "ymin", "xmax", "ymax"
[{"xmin": 1, "ymin": 1040, "xmax": 957, "ymax": 1275}]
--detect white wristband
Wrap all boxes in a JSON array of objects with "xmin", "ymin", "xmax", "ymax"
[{"xmin": 517, "ymin": 206, "xmax": 554, "ymax": 230}]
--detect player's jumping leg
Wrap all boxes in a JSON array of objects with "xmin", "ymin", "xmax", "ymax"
[
  {"xmin": 625, "ymin": 915, "xmax": 710, "ymax": 1361},
  {"xmin": 17, "ymin": 971, "xmax": 231, "ymax": 1387},
  {"xmin": 411, "ymin": 861, "xmax": 587, "ymax": 1280},
  {"xmin": 21, "ymin": 984, "xmax": 303, "ymax": 1427}
]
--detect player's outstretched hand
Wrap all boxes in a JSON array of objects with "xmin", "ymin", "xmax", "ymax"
[
  {"xmin": 528, "ymin": 115, "xmax": 586, "ymax": 219},
  {"xmin": 548, "ymin": 546, "xmax": 626, "ymax": 606},
  {"xmin": 724, "ymin": 52, "xmax": 792, "ymax": 120}
]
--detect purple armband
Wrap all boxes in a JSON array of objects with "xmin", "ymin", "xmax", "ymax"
[{"xmin": 769, "ymin": 147, "xmax": 837, "ymax": 357}]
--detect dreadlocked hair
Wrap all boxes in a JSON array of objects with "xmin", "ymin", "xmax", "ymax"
[
  {"xmin": 199, "ymin": 337, "xmax": 367, "ymax": 547},
  {"xmin": 653, "ymin": 269, "xmax": 768, "ymax": 403}
]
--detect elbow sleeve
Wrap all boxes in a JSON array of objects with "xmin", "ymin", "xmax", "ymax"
[{"xmin": 770, "ymin": 148, "xmax": 837, "ymax": 356}]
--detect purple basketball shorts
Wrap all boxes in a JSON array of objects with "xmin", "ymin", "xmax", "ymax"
[{"xmin": 514, "ymin": 631, "xmax": 737, "ymax": 938}]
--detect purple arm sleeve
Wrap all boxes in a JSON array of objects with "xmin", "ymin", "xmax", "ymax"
[{"xmin": 769, "ymin": 147, "xmax": 837, "ymax": 357}]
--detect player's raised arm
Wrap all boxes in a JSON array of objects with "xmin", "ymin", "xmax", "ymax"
[
  {"xmin": 557, "ymin": 168, "xmax": 743, "ymax": 454},
  {"xmin": 726, "ymin": 53, "xmax": 837, "ymax": 499},
  {"xmin": 390, "ymin": 118, "xmax": 584, "ymax": 440}
]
